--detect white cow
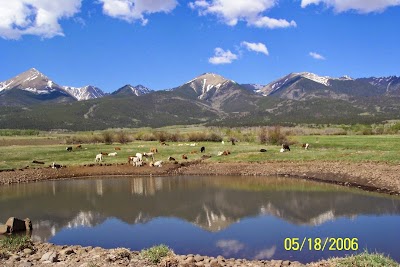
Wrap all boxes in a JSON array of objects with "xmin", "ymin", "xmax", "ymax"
[
  {"xmin": 154, "ymin": 160, "xmax": 163, "ymax": 167},
  {"xmin": 108, "ymin": 152, "xmax": 117, "ymax": 156},
  {"xmin": 95, "ymin": 154, "xmax": 103, "ymax": 162}
]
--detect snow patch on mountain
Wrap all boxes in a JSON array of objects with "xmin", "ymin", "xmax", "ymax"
[
  {"xmin": 296, "ymin": 72, "xmax": 331, "ymax": 86},
  {"xmin": 63, "ymin": 85, "xmax": 105, "ymax": 101}
]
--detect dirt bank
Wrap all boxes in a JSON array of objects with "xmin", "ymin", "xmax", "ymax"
[{"xmin": 0, "ymin": 161, "xmax": 399, "ymax": 195}]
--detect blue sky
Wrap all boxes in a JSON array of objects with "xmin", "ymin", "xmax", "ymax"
[{"xmin": 1, "ymin": 0, "xmax": 399, "ymax": 92}]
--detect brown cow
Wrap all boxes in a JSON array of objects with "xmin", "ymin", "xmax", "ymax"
[
  {"xmin": 182, "ymin": 154, "xmax": 188, "ymax": 160},
  {"xmin": 150, "ymin": 147, "xmax": 158, "ymax": 153},
  {"xmin": 115, "ymin": 147, "xmax": 121, "ymax": 151}
]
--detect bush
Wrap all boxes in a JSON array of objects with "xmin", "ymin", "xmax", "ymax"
[
  {"xmin": 102, "ymin": 131, "xmax": 113, "ymax": 144},
  {"xmin": 266, "ymin": 126, "xmax": 288, "ymax": 145},
  {"xmin": 258, "ymin": 127, "xmax": 267, "ymax": 144},
  {"xmin": 140, "ymin": 244, "xmax": 171, "ymax": 264},
  {"xmin": 116, "ymin": 131, "xmax": 130, "ymax": 144}
]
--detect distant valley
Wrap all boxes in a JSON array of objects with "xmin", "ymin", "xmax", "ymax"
[{"xmin": 1, "ymin": 68, "xmax": 400, "ymax": 130}]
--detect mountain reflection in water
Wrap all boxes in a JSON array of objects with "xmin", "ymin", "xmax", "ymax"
[{"xmin": 0, "ymin": 176, "xmax": 399, "ymax": 263}]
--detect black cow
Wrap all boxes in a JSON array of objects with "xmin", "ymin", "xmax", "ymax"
[{"xmin": 200, "ymin": 146, "xmax": 205, "ymax": 153}]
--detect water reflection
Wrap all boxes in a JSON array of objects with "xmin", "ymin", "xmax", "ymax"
[{"xmin": 0, "ymin": 176, "xmax": 399, "ymax": 263}]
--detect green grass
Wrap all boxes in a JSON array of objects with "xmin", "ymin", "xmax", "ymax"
[
  {"xmin": 0, "ymin": 235, "xmax": 33, "ymax": 253},
  {"xmin": 335, "ymin": 251, "xmax": 399, "ymax": 267},
  {"xmin": 1, "ymin": 135, "xmax": 400, "ymax": 170},
  {"xmin": 139, "ymin": 244, "xmax": 172, "ymax": 264}
]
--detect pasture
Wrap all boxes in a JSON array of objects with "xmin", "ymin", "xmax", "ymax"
[{"xmin": 1, "ymin": 135, "xmax": 400, "ymax": 170}]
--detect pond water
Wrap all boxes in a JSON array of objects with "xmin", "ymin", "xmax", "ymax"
[{"xmin": 0, "ymin": 176, "xmax": 399, "ymax": 263}]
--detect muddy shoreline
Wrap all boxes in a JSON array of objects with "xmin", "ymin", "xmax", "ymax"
[{"xmin": 0, "ymin": 160, "xmax": 399, "ymax": 195}]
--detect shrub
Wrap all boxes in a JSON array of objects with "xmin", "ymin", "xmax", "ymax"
[
  {"xmin": 116, "ymin": 131, "xmax": 130, "ymax": 144},
  {"xmin": 140, "ymin": 244, "xmax": 171, "ymax": 264},
  {"xmin": 102, "ymin": 131, "xmax": 113, "ymax": 144},
  {"xmin": 266, "ymin": 126, "xmax": 288, "ymax": 145},
  {"xmin": 258, "ymin": 127, "xmax": 267, "ymax": 144}
]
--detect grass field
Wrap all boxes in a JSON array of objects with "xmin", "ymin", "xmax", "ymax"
[{"xmin": 1, "ymin": 135, "xmax": 400, "ymax": 170}]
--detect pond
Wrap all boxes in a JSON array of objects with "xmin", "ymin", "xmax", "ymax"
[{"xmin": 0, "ymin": 176, "xmax": 399, "ymax": 263}]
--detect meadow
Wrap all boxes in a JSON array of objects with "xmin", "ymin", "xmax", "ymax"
[{"xmin": 1, "ymin": 131, "xmax": 400, "ymax": 170}]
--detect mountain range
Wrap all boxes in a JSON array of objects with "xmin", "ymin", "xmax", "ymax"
[{"xmin": 0, "ymin": 68, "xmax": 400, "ymax": 130}]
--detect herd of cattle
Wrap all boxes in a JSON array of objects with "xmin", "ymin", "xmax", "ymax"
[{"xmin": 56, "ymin": 142, "xmax": 310, "ymax": 169}]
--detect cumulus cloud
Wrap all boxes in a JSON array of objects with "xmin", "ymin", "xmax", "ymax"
[
  {"xmin": 189, "ymin": 0, "xmax": 296, "ymax": 29},
  {"xmin": 241, "ymin": 41, "xmax": 269, "ymax": 56},
  {"xmin": 309, "ymin": 52, "xmax": 326, "ymax": 60},
  {"xmin": 301, "ymin": 0, "xmax": 400, "ymax": 13},
  {"xmin": 0, "ymin": 0, "xmax": 82, "ymax": 39},
  {"xmin": 209, "ymin": 48, "xmax": 238, "ymax": 65},
  {"xmin": 100, "ymin": 0, "xmax": 178, "ymax": 25}
]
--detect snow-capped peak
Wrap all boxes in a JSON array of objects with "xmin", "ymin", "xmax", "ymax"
[
  {"xmin": 297, "ymin": 72, "xmax": 331, "ymax": 86},
  {"xmin": 184, "ymin": 73, "xmax": 235, "ymax": 99},
  {"xmin": 62, "ymin": 85, "xmax": 105, "ymax": 101},
  {"xmin": 0, "ymin": 68, "xmax": 61, "ymax": 94}
]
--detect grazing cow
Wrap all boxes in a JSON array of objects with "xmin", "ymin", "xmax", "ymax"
[
  {"xmin": 52, "ymin": 162, "xmax": 62, "ymax": 169},
  {"xmin": 168, "ymin": 156, "xmax": 176, "ymax": 161},
  {"xmin": 32, "ymin": 160, "xmax": 45, "ymax": 164},
  {"xmin": 150, "ymin": 147, "xmax": 158, "ymax": 153},
  {"xmin": 190, "ymin": 150, "xmax": 198, "ymax": 154},
  {"xmin": 128, "ymin": 156, "xmax": 135, "ymax": 164},
  {"xmin": 282, "ymin": 144, "xmax": 290, "ymax": 151},
  {"xmin": 260, "ymin": 149, "xmax": 267, "ymax": 152},
  {"xmin": 182, "ymin": 154, "xmax": 188, "ymax": 160},
  {"xmin": 135, "ymin": 153, "xmax": 143, "ymax": 161},
  {"xmin": 101, "ymin": 152, "xmax": 108, "ymax": 156},
  {"xmin": 190, "ymin": 143, "xmax": 197, "ymax": 147},
  {"xmin": 231, "ymin": 139, "xmax": 236, "ymax": 145},
  {"xmin": 143, "ymin": 152, "xmax": 155, "ymax": 161},
  {"xmin": 76, "ymin": 145, "xmax": 82, "ymax": 149},
  {"xmin": 201, "ymin": 155, "xmax": 211, "ymax": 159},
  {"xmin": 114, "ymin": 147, "xmax": 121, "ymax": 151},
  {"xmin": 280, "ymin": 148, "xmax": 285, "ymax": 153},
  {"xmin": 108, "ymin": 152, "xmax": 117, "ymax": 156},
  {"xmin": 160, "ymin": 142, "xmax": 169, "ymax": 146},
  {"xmin": 200, "ymin": 146, "xmax": 205, "ymax": 153},
  {"xmin": 66, "ymin": 146, "xmax": 72, "ymax": 152},
  {"xmin": 154, "ymin": 160, "xmax": 163, "ymax": 167},
  {"xmin": 302, "ymin": 143, "xmax": 310, "ymax": 150},
  {"xmin": 130, "ymin": 156, "xmax": 142, "ymax": 167},
  {"xmin": 95, "ymin": 154, "xmax": 103, "ymax": 162},
  {"xmin": 218, "ymin": 150, "xmax": 230, "ymax": 156}
]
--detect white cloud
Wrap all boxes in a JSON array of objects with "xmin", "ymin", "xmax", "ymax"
[
  {"xmin": 189, "ymin": 0, "xmax": 297, "ymax": 29},
  {"xmin": 0, "ymin": 0, "xmax": 82, "ymax": 39},
  {"xmin": 209, "ymin": 48, "xmax": 238, "ymax": 65},
  {"xmin": 309, "ymin": 52, "xmax": 326, "ymax": 60},
  {"xmin": 241, "ymin": 41, "xmax": 269, "ymax": 56},
  {"xmin": 100, "ymin": 0, "xmax": 178, "ymax": 25},
  {"xmin": 301, "ymin": 0, "xmax": 400, "ymax": 13}
]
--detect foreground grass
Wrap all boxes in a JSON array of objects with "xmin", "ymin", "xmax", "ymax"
[
  {"xmin": 0, "ymin": 235, "xmax": 33, "ymax": 253},
  {"xmin": 140, "ymin": 244, "xmax": 172, "ymax": 264},
  {"xmin": 334, "ymin": 251, "xmax": 399, "ymax": 267},
  {"xmin": 1, "ymin": 135, "xmax": 400, "ymax": 170}
]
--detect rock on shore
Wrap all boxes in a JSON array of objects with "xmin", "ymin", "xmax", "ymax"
[{"xmin": 0, "ymin": 242, "xmax": 333, "ymax": 267}]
